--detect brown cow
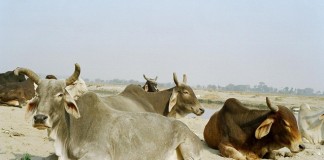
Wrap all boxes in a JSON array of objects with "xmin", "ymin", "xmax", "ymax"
[
  {"xmin": 0, "ymin": 70, "xmax": 26, "ymax": 84},
  {"xmin": 204, "ymin": 97, "xmax": 305, "ymax": 160},
  {"xmin": 101, "ymin": 73, "xmax": 204, "ymax": 118},
  {"xmin": 142, "ymin": 74, "xmax": 159, "ymax": 92},
  {"xmin": 0, "ymin": 78, "xmax": 35, "ymax": 107}
]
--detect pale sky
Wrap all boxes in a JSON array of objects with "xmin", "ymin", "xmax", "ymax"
[{"xmin": 1, "ymin": 0, "xmax": 324, "ymax": 91}]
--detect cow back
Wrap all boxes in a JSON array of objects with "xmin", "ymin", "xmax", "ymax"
[{"xmin": 0, "ymin": 71, "xmax": 26, "ymax": 84}]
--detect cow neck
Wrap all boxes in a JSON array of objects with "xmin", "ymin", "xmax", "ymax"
[
  {"xmin": 240, "ymin": 110, "xmax": 272, "ymax": 128},
  {"xmin": 148, "ymin": 87, "xmax": 174, "ymax": 116},
  {"xmin": 50, "ymin": 109, "xmax": 70, "ymax": 142}
]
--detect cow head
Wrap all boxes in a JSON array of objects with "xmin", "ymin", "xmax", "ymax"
[
  {"xmin": 168, "ymin": 73, "xmax": 204, "ymax": 117},
  {"xmin": 14, "ymin": 64, "xmax": 81, "ymax": 130},
  {"xmin": 255, "ymin": 97, "xmax": 304, "ymax": 153},
  {"xmin": 143, "ymin": 74, "xmax": 159, "ymax": 92},
  {"xmin": 65, "ymin": 78, "xmax": 88, "ymax": 100}
]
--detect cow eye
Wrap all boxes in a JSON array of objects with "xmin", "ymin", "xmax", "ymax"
[
  {"xmin": 282, "ymin": 120, "xmax": 291, "ymax": 131},
  {"xmin": 283, "ymin": 120, "xmax": 290, "ymax": 127},
  {"xmin": 183, "ymin": 90, "xmax": 189, "ymax": 94},
  {"xmin": 57, "ymin": 93, "xmax": 64, "ymax": 97}
]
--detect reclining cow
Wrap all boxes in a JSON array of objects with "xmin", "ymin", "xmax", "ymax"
[
  {"xmin": 0, "ymin": 70, "xmax": 34, "ymax": 107},
  {"xmin": 0, "ymin": 78, "xmax": 35, "ymax": 107},
  {"xmin": 101, "ymin": 73, "xmax": 204, "ymax": 118},
  {"xmin": 298, "ymin": 103, "xmax": 324, "ymax": 145},
  {"xmin": 204, "ymin": 97, "xmax": 305, "ymax": 160},
  {"xmin": 142, "ymin": 74, "xmax": 159, "ymax": 92},
  {"xmin": 15, "ymin": 63, "xmax": 202, "ymax": 160},
  {"xmin": 0, "ymin": 70, "xmax": 26, "ymax": 84}
]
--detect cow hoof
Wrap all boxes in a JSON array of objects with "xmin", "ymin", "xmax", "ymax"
[{"xmin": 284, "ymin": 152, "xmax": 294, "ymax": 157}]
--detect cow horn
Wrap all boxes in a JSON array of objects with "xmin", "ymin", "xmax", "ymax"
[
  {"xmin": 183, "ymin": 74, "xmax": 187, "ymax": 84},
  {"xmin": 266, "ymin": 97, "xmax": 279, "ymax": 112},
  {"xmin": 173, "ymin": 72, "xmax": 179, "ymax": 86},
  {"xmin": 143, "ymin": 74, "xmax": 149, "ymax": 81},
  {"xmin": 14, "ymin": 67, "xmax": 41, "ymax": 85},
  {"xmin": 66, "ymin": 63, "xmax": 80, "ymax": 86},
  {"xmin": 154, "ymin": 76, "xmax": 158, "ymax": 81}
]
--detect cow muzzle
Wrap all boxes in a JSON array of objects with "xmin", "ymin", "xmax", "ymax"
[
  {"xmin": 299, "ymin": 144, "xmax": 305, "ymax": 151},
  {"xmin": 192, "ymin": 106, "xmax": 205, "ymax": 116},
  {"xmin": 290, "ymin": 143, "xmax": 305, "ymax": 153},
  {"xmin": 33, "ymin": 114, "xmax": 49, "ymax": 130}
]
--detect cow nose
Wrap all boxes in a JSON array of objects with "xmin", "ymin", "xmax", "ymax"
[
  {"xmin": 299, "ymin": 144, "xmax": 305, "ymax": 151},
  {"xmin": 200, "ymin": 108, "xmax": 205, "ymax": 114},
  {"xmin": 34, "ymin": 115, "xmax": 48, "ymax": 123}
]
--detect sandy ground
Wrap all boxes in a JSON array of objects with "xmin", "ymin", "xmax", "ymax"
[{"xmin": 1, "ymin": 85, "xmax": 324, "ymax": 160}]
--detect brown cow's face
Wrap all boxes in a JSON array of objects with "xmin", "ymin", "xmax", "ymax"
[
  {"xmin": 272, "ymin": 106, "xmax": 304, "ymax": 153},
  {"xmin": 174, "ymin": 84, "xmax": 204, "ymax": 116},
  {"xmin": 168, "ymin": 73, "xmax": 204, "ymax": 117},
  {"xmin": 143, "ymin": 80, "xmax": 158, "ymax": 92}
]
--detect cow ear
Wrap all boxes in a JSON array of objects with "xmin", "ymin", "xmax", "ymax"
[
  {"xmin": 168, "ymin": 88, "xmax": 178, "ymax": 112},
  {"xmin": 64, "ymin": 89, "xmax": 80, "ymax": 119},
  {"xmin": 25, "ymin": 97, "xmax": 38, "ymax": 120},
  {"xmin": 143, "ymin": 84, "xmax": 148, "ymax": 91},
  {"xmin": 255, "ymin": 118, "xmax": 274, "ymax": 139}
]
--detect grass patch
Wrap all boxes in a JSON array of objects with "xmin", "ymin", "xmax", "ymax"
[
  {"xmin": 274, "ymin": 96, "xmax": 283, "ymax": 101},
  {"xmin": 21, "ymin": 153, "xmax": 31, "ymax": 160}
]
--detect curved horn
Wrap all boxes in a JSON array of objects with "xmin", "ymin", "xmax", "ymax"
[
  {"xmin": 154, "ymin": 76, "xmax": 158, "ymax": 81},
  {"xmin": 183, "ymin": 74, "xmax": 187, "ymax": 84},
  {"xmin": 266, "ymin": 97, "xmax": 279, "ymax": 112},
  {"xmin": 14, "ymin": 67, "xmax": 41, "ymax": 85},
  {"xmin": 143, "ymin": 74, "xmax": 149, "ymax": 81},
  {"xmin": 173, "ymin": 72, "xmax": 179, "ymax": 86},
  {"xmin": 65, "ymin": 63, "xmax": 81, "ymax": 86}
]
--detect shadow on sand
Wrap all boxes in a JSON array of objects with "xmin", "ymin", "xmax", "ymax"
[{"xmin": 12, "ymin": 153, "xmax": 58, "ymax": 160}]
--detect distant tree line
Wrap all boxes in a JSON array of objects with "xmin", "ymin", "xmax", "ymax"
[
  {"xmin": 198, "ymin": 82, "xmax": 324, "ymax": 96},
  {"xmin": 84, "ymin": 78, "xmax": 323, "ymax": 96}
]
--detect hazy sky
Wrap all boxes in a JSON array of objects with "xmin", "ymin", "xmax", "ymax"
[{"xmin": 1, "ymin": 0, "xmax": 324, "ymax": 91}]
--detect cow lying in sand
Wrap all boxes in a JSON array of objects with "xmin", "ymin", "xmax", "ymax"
[
  {"xmin": 0, "ymin": 78, "xmax": 35, "ymax": 107},
  {"xmin": 298, "ymin": 103, "xmax": 324, "ymax": 145},
  {"xmin": 204, "ymin": 97, "xmax": 305, "ymax": 160},
  {"xmin": 15, "ymin": 64, "xmax": 202, "ymax": 160},
  {"xmin": 101, "ymin": 73, "xmax": 204, "ymax": 118}
]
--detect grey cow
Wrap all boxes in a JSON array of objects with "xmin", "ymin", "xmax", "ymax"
[
  {"xmin": 101, "ymin": 73, "xmax": 204, "ymax": 118},
  {"xmin": 15, "ymin": 64, "xmax": 202, "ymax": 160},
  {"xmin": 298, "ymin": 103, "xmax": 324, "ymax": 144}
]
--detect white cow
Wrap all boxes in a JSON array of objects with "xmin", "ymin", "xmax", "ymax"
[
  {"xmin": 15, "ymin": 64, "xmax": 202, "ymax": 160},
  {"xmin": 65, "ymin": 78, "xmax": 88, "ymax": 100},
  {"xmin": 298, "ymin": 103, "xmax": 324, "ymax": 144}
]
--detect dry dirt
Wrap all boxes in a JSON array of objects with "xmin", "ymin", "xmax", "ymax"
[{"xmin": 1, "ymin": 85, "xmax": 323, "ymax": 160}]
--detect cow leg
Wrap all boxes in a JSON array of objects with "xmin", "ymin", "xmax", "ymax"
[
  {"xmin": 264, "ymin": 150, "xmax": 294, "ymax": 159},
  {"xmin": 218, "ymin": 142, "xmax": 246, "ymax": 160},
  {"xmin": 177, "ymin": 141, "xmax": 201, "ymax": 160}
]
